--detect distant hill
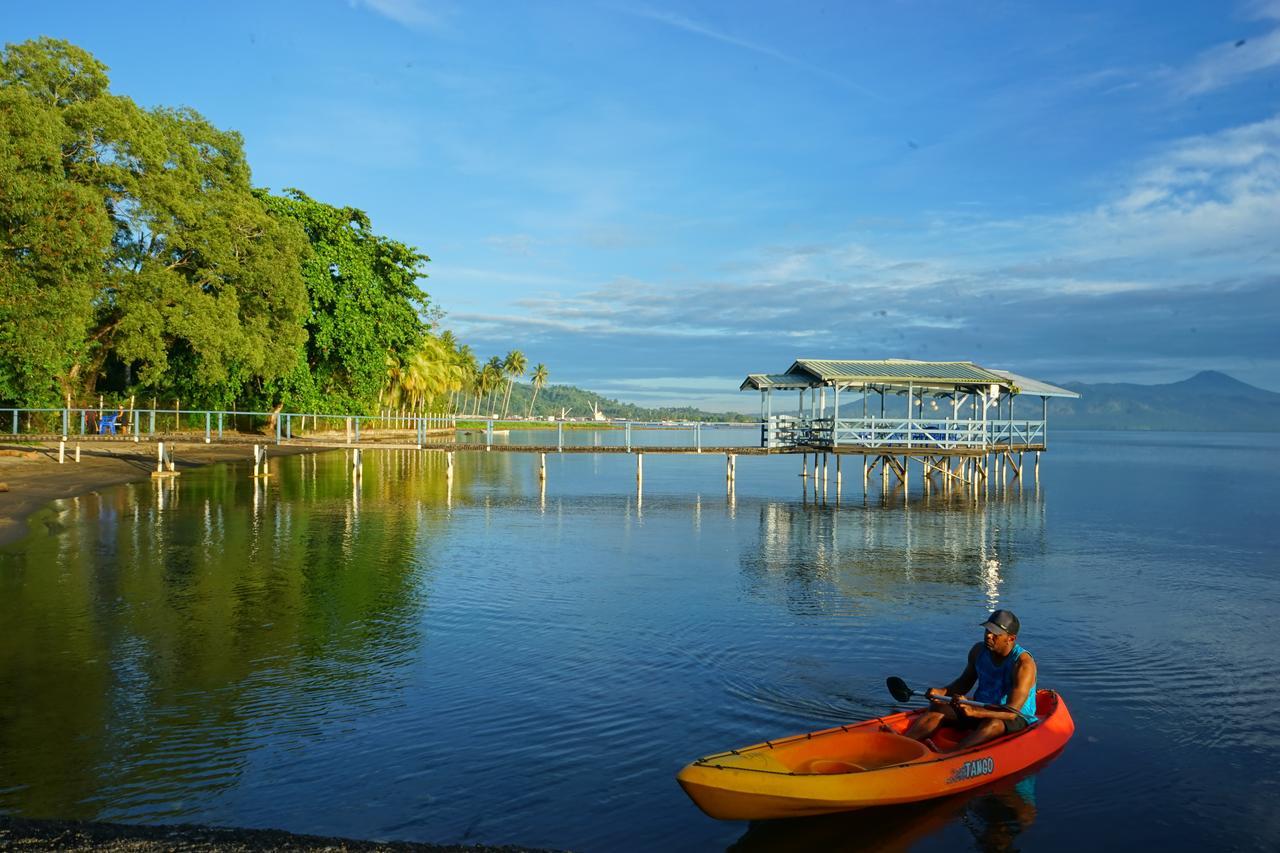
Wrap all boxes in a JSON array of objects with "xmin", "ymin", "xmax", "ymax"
[
  {"xmin": 1049, "ymin": 371, "xmax": 1280, "ymax": 431},
  {"xmin": 481, "ymin": 382, "xmax": 756, "ymax": 423}
]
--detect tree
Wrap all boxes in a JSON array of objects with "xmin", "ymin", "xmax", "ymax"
[
  {"xmin": 527, "ymin": 363, "xmax": 548, "ymax": 416},
  {"xmin": 0, "ymin": 38, "xmax": 310, "ymax": 409},
  {"xmin": 480, "ymin": 356, "xmax": 502, "ymax": 416},
  {"xmin": 500, "ymin": 349, "xmax": 526, "ymax": 418},
  {"xmin": 259, "ymin": 189, "xmax": 430, "ymax": 414}
]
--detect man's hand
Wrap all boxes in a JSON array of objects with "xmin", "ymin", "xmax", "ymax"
[
  {"xmin": 925, "ymin": 687, "xmax": 948, "ymax": 704},
  {"xmin": 950, "ymin": 693, "xmax": 970, "ymax": 718}
]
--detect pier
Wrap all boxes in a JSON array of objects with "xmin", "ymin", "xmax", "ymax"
[{"xmin": 2, "ymin": 359, "xmax": 1078, "ymax": 497}]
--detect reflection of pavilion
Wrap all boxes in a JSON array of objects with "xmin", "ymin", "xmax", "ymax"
[{"xmin": 743, "ymin": 490, "xmax": 1046, "ymax": 605}]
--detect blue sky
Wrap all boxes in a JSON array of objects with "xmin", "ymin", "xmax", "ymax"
[{"xmin": 5, "ymin": 1, "xmax": 1279, "ymax": 409}]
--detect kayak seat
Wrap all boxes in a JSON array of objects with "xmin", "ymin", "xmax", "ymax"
[
  {"xmin": 786, "ymin": 731, "xmax": 930, "ymax": 774},
  {"xmin": 801, "ymin": 759, "xmax": 867, "ymax": 774}
]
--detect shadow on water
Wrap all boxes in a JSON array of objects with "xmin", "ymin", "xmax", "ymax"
[{"xmin": 728, "ymin": 752, "xmax": 1060, "ymax": 853}]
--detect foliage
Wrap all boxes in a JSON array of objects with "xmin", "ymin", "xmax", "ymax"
[
  {"xmin": 0, "ymin": 38, "xmax": 309, "ymax": 408},
  {"xmin": 258, "ymin": 189, "xmax": 430, "ymax": 413}
]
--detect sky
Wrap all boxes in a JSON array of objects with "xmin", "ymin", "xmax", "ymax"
[{"xmin": 4, "ymin": 1, "xmax": 1279, "ymax": 410}]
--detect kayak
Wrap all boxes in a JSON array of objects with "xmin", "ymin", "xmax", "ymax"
[{"xmin": 676, "ymin": 688, "xmax": 1073, "ymax": 820}]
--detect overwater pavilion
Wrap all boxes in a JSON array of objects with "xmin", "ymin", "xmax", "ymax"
[{"xmin": 742, "ymin": 359, "xmax": 1080, "ymax": 487}]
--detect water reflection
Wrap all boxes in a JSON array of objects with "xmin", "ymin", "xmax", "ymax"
[
  {"xmin": 0, "ymin": 451, "xmax": 463, "ymax": 823},
  {"xmin": 742, "ymin": 488, "xmax": 1046, "ymax": 608}
]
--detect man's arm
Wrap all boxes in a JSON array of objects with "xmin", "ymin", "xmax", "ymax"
[{"xmin": 926, "ymin": 644, "xmax": 980, "ymax": 701}]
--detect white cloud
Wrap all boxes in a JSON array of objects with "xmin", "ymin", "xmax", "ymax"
[
  {"xmin": 1176, "ymin": 19, "xmax": 1280, "ymax": 95},
  {"xmin": 351, "ymin": 0, "xmax": 453, "ymax": 30},
  {"xmin": 1068, "ymin": 113, "xmax": 1280, "ymax": 258},
  {"xmin": 615, "ymin": 4, "xmax": 881, "ymax": 99}
]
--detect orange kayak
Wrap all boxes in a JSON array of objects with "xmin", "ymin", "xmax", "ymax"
[{"xmin": 677, "ymin": 688, "xmax": 1073, "ymax": 820}]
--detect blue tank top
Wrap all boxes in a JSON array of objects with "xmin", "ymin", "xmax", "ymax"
[{"xmin": 974, "ymin": 643, "xmax": 1036, "ymax": 719}]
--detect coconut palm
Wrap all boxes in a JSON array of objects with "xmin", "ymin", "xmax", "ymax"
[
  {"xmin": 453, "ymin": 343, "xmax": 477, "ymax": 415},
  {"xmin": 482, "ymin": 356, "xmax": 503, "ymax": 415},
  {"xmin": 527, "ymin": 363, "xmax": 549, "ymax": 417},
  {"xmin": 500, "ymin": 349, "xmax": 527, "ymax": 418}
]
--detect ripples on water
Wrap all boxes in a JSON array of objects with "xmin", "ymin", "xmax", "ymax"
[{"xmin": 0, "ymin": 431, "xmax": 1278, "ymax": 851}]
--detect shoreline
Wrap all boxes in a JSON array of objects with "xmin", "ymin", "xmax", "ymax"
[
  {"xmin": 0, "ymin": 815, "xmax": 554, "ymax": 851},
  {"xmin": 0, "ymin": 438, "xmax": 318, "ymax": 548}
]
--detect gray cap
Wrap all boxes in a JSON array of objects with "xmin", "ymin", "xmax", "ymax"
[{"xmin": 980, "ymin": 609, "xmax": 1020, "ymax": 636}]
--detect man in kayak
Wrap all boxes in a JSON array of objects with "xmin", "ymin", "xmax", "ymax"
[{"xmin": 903, "ymin": 609, "xmax": 1037, "ymax": 751}]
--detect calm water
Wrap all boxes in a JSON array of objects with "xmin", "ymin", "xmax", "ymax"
[{"xmin": 1, "ymin": 431, "xmax": 1278, "ymax": 851}]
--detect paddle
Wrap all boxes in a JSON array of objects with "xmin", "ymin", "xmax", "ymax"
[{"xmin": 886, "ymin": 676, "xmax": 1036, "ymax": 721}]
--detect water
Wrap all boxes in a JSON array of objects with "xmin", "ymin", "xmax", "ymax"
[{"xmin": 1, "ymin": 430, "xmax": 1277, "ymax": 851}]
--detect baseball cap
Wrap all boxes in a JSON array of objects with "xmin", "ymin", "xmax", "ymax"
[{"xmin": 980, "ymin": 609, "xmax": 1020, "ymax": 636}]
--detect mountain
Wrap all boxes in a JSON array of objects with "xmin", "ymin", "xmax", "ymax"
[
  {"xmin": 475, "ymin": 382, "xmax": 756, "ymax": 423},
  {"xmin": 1049, "ymin": 371, "xmax": 1280, "ymax": 431}
]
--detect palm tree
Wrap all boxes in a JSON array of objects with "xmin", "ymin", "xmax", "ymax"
[
  {"xmin": 482, "ymin": 356, "xmax": 503, "ymax": 415},
  {"xmin": 500, "ymin": 349, "xmax": 527, "ymax": 418},
  {"xmin": 454, "ymin": 343, "xmax": 477, "ymax": 415},
  {"xmin": 527, "ymin": 363, "xmax": 549, "ymax": 417}
]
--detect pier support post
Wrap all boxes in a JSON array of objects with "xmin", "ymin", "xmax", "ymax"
[
  {"xmin": 1035, "ymin": 451, "xmax": 1040, "ymax": 485},
  {"xmin": 58, "ymin": 440, "xmax": 65, "ymax": 464},
  {"xmin": 822, "ymin": 453, "xmax": 828, "ymax": 490},
  {"xmin": 205, "ymin": 411, "xmax": 211, "ymax": 443},
  {"xmin": 557, "ymin": 421, "xmax": 564, "ymax": 452},
  {"xmin": 75, "ymin": 443, "xmax": 80, "ymax": 463},
  {"xmin": 636, "ymin": 452, "xmax": 644, "ymax": 484},
  {"xmin": 539, "ymin": 452, "xmax": 546, "ymax": 481},
  {"xmin": 836, "ymin": 454, "xmax": 842, "ymax": 499},
  {"xmin": 862, "ymin": 454, "xmax": 869, "ymax": 493},
  {"xmin": 157, "ymin": 442, "xmax": 164, "ymax": 474},
  {"xmin": 352, "ymin": 447, "xmax": 362, "ymax": 478}
]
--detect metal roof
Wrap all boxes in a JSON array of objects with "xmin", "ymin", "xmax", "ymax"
[
  {"xmin": 986, "ymin": 369, "xmax": 1081, "ymax": 399},
  {"xmin": 787, "ymin": 359, "xmax": 1009, "ymax": 386},
  {"xmin": 740, "ymin": 373, "xmax": 815, "ymax": 391},
  {"xmin": 741, "ymin": 359, "xmax": 1082, "ymax": 398}
]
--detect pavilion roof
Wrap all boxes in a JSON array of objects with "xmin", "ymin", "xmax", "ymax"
[{"xmin": 741, "ymin": 359, "xmax": 1080, "ymax": 397}]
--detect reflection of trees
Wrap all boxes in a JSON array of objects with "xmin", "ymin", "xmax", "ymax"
[
  {"xmin": 740, "ymin": 489, "xmax": 1047, "ymax": 613},
  {"xmin": 0, "ymin": 449, "xmax": 463, "ymax": 821}
]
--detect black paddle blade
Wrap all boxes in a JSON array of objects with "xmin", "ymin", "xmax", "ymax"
[{"xmin": 886, "ymin": 676, "xmax": 914, "ymax": 703}]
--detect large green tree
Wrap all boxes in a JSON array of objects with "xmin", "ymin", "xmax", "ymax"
[
  {"xmin": 259, "ymin": 189, "xmax": 431, "ymax": 413},
  {"xmin": 0, "ymin": 38, "xmax": 309, "ymax": 408}
]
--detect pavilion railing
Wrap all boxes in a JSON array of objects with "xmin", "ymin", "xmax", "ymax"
[{"xmin": 765, "ymin": 416, "xmax": 1045, "ymax": 450}]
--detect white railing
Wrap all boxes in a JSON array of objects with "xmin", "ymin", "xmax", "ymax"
[{"xmin": 764, "ymin": 416, "xmax": 1045, "ymax": 449}]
